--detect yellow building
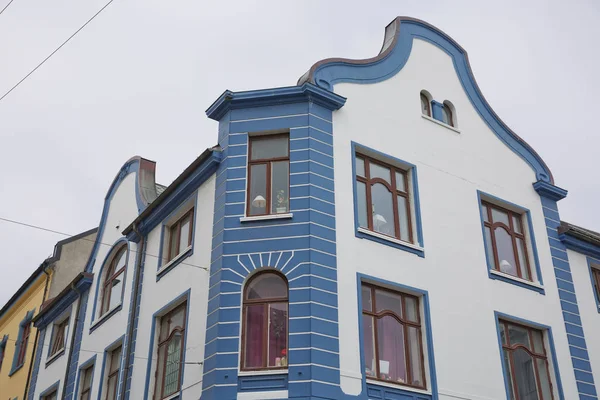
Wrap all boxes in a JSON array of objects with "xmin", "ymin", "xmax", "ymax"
[{"xmin": 0, "ymin": 264, "xmax": 51, "ymax": 400}]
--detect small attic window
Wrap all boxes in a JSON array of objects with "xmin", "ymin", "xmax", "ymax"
[
  {"xmin": 442, "ymin": 101, "xmax": 456, "ymax": 127},
  {"xmin": 420, "ymin": 91, "xmax": 432, "ymax": 117}
]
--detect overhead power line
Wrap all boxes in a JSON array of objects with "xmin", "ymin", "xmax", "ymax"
[
  {"xmin": 0, "ymin": 0, "xmax": 15, "ymax": 15},
  {"xmin": 0, "ymin": 0, "xmax": 116, "ymax": 103}
]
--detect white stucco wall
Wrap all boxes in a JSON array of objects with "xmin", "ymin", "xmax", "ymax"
[{"xmin": 332, "ymin": 38, "xmax": 576, "ymax": 399}]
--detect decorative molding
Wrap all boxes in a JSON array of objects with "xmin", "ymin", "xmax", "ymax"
[
  {"xmin": 533, "ymin": 180, "xmax": 568, "ymax": 201},
  {"xmin": 33, "ymin": 274, "xmax": 92, "ymax": 329}
]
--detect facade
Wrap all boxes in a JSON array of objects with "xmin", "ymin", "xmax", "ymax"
[{"xmin": 22, "ymin": 16, "xmax": 599, "ymax": 400}]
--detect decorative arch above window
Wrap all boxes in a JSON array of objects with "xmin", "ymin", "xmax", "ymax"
[{"xmin": 241, "ymin": 271, "xmax": 289, "ymax": 371}]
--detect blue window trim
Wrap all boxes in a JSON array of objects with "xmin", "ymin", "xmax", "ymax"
[
  {"xmin": 0, "ymin": 334, "xmax": 8, "ymax": 371},
  {"xmin": 73, "ymin": 355, "xmax": 96, "ymax": 400},
  {"xmin": 351, "ymin": 142, "xmax": 425, "ymax": 258},
  {"xmin": 493, "ymin": 311, "xmax": 565, "ymax": 400},
  {"xmin": 476, "ymin": 190, "xmax": 545, "ymax": 294},
  {"xmin": 586, "ymin": 257, "xmax": 600, "ymax": 313},
  {"xmin": 142, "ymin": 289, "xmax": 191, "ymax": 400},
  {"xmin": 96, "ymin": 335, "xmax": 125, "ymax": 400},
  {"xmin": 356, "ymin": 273, "xmax": 438, "ymax": 399},
  {"xmin": 90, "ymin": 238, "xmax": 130, "ymax": 333},
  {"xmin": 38, "ymin": 380, "xmax": 60, "ymax": 399},
  {"xmin": 45, "ymin": 307, "xmax": 72, "ymax": 367},
  {"xmin": 10, "ymin": 308, "xmax": 35, "ymax": 376},
  {"xmin": 156, "ymin": 193, "xmax": 198, "ymax": 281}
]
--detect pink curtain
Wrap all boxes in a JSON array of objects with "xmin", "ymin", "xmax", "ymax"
[
  {"xmin": 377, "ymin": 317, "xmax": 406, "ymax": 383},
  {"xmin": 245, "ymin": 305, "xmax": 265, "ymax": 368}
]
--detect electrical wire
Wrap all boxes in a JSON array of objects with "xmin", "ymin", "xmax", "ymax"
[{"xmin": 0, "ymin": 0, "xmax": 14, "ymax": 15}]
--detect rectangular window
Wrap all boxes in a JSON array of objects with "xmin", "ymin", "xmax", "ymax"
[
  {"xmin": 592, "ymin": 266, "xmax": 600, "ymax": 303},
  {"xmin": 154, "ymin": 303, "xmax": 186, "ymax": 400},
  {"xmin": 481, "ymin": 201, "xmax": 532, "ymax": 281},
  {"xmin": 105, "ymin": 345, "xmax": 122, "ymax": 400},
  {"xmin": 499, "ymin": 320, "xmax": 555, "ymax": 399},
  {"xmin": 43, "ymin": 391, "xmax": 58, "ymax": 400},
  {"xmin": 361, "ymin": 283, "xmax": 426, "ymax": 389},
  {"xmin": 80, "ymin": 365, "xmax": 94, "ymax": 400},
  {"xmin": 49, "ymin": 318, "xmax": 69, "ymax": 357},
  {"xmin": 167, "ymin": 209, "xmax": 194, "ymax": 262},
  {"xmin": 17, "ymin": 321, "xmax": 31, "ymax": 367},
  {"xmin": 356, "ymin": 154, "xmax": 413, "ymax": 243},
  {"xmin": 247, "ymin": 134, "xmax": 290, "ymax": 216}
]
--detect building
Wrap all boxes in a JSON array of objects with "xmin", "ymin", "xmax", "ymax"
[{"xmin": 25, "ymin": 16, "xmax": 599, "ymax": 400}]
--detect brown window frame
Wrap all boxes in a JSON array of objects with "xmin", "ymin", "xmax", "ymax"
[
  {"xmin": 105, "ymin": 345, "xmax": 122, "ymax": 400},
  {"xmin": 43, "ymin": 390, "xmax": 58, "ymax": 400},
  {"xmin": 420, "ymin": 93, "xmax": 431, "ymax": 117},
  {"xmin": 80, "ymin": 365, "xmax": 94, "ymax": 400},
  {"xmin": 154, "ymin": 302, "xmax": 187, "ymax": 400},
  {"xmin": 361, "ymin": 283, "xmax": 427, "ymax": 390},
  {"xmin": 100, "ymin": 246, "xmax": 127, "ymax": 316},
  {"xmin": 592, "ymin": 265, "xmax": 600, "ymax": 303},
  {"xmin": 356, "ymin": 154, "xmax": 413, "ymax": 243},
  {"xmin": 240, "ymin": 271, "xmax": 289, "ymax": 372},
  {"xmin": 17, "ymin": 321, "xmax": 31, "ymax": 366},
  {"xmin": 167, "ymin": 209, "xmax": 194, "ymax": 262},
  {"xmin": 49, "ymin": 318, "xmax": 69, "ymax": 357},
  {"xmin": 482, "ymin": 201, "xmax": 533, "ymax": 281},
  {"xmin": 500, "ymin": 320, "xmax": 555, "ymax": 400},
  {"xmin": 0, "ymin": 340, "xmax": 5, "ymax": 372},
  {"xmin": 246, "ymin": 133, "xmax": 290, "ymax": 217}
]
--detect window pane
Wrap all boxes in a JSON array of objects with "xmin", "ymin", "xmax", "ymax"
[
  {"xmin": 482, "ymin": 204, "xmax": 489, "ymax": 223},
  {"xmin": 268, "ymin": 303, "xmax": 288, "ymax": 367},
  {"xmin": 421, "ymin": 95, "xmax": 430, "ymax": 115},
  {"xmin": 531, "ymin": 330, "xmax": 544, "ymax": 354},
  {"xmin": 495, "ymin": 228, "xmax": 518, "ymax": 276},
  {"xmin": 484, "ymin": 227, "xmax": 496, "ymax": 269},
  {"xmin": 442, "ymin": 106, "xmax": 451, "ymax": 125},
  {"xmin": 357, "ymin": 181, "xmax": 368, "ymax": 229},
  {"xmin": 83, "ymin": 367, "xmax": 93, "ymax": 388},
  {"xmin": 114, "ymin": 249, "xmax": 127, "ymax": 271},
  {"xmin": 244, "ymin": 305, "xmax": 265, "ymax": 368},
  {"xmin": 356, "ymin": 157, "xmax": 365, "ymax": 177},
  {"xmin": 536, "ymin": 358, "xmax": 553, "ymax": 400},
  {"xmin": 407, "ymin": 327, "xmax": 424, "ymax": 387},
  {"xmin": 405, "ymin": 296, "xmax": 418, "ymax": 323},
  {"xmin": 108, "ymin": 273, "xmax": 123, "ymax": 311},
  {"xmin": 251, "ymin": 136, "xmax": 288, "ymax": 160},
  {"xmin": 169, "ymin": 306, "xmax": 186, "ymax": 335},
  {"xmin": 178, "ymin": 217, "xmax": 190, "ymax": 254},
  {"xmin": 513, "ymin": 348, "xmax": 539, "ymax": 400},
  {"xmin": 508, "ymin": 324, "xmax": 531, "ymax": 348},
  {"xmin": 513, "ymin": 215, "xmax": 522, "ymax": 233},
  {"xmin": 397, "ymin": 195, "xmax": 410, "ymax": 241},
  {"xmin": 362, "ymin": 286, "xmax": 372, "ymax": 312},
  {"xmin": 169, "ymin": 225, "xmax": 179, "ymax": 260},
  {"xmin": 491, "ymin": 208, "xmax": 510, "ymax": 226},
  {"xmin": 249, "ymin": 164, "xmax": 267, "ymax": 216},
  {"xmin": 377, "ymin": 316, "xmax": 406, "ymax": 384},
  {"xmin": 395, "ymin": 171, "xmax": 406, "ymax": 191},
  {"xmin": 516, "ymin": 238, "xmax": 530, "ymax": 281},
  {"xmin": 110, "ymin": 346, "xmax": 122, "ymax": 373},
  {"xmin": 106, "ymin": 375, "xmax": 117, "ymax": 400},
  {"xmin": 504, "ymin": 351, "xmax": 517, "ymax": 400},
  {"xmin": 375, "ymin": 290, "xmax": 402, "ymax": 317},
  {"xmin": 163, "ymin": 332, "xmax": 182, "ymax": 397},
  {"xmin": 271, "ymin": 161, "xmax": 289, "ymax": 214},
  {"xmin": 370, "ymin": 163, "xmax": 391, "ymax": 183},
  {"xmin": 155, "ymin": 345, "xmax": 166, "ymax": 399},
  {"xmin": 363, "ymin": 315, "xmax": 376, "ymax": 378},
  {"xmin": 246, "ymin": 274, "xmax": 287, "ymax": 300},
  {"xmin": 371, "ymin": 183, "xmax": 394, "ymax": 236}
]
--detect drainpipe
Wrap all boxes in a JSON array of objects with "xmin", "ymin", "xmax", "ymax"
[
  {"xmin": 60, "ymin": 280, "xmax": 84, "ymax": 400},
  {"xmin": 24, "ymin": 261, "xmax": 52, "ymax": 400},
  {"xmin": 120, "ymin": 223, "xmax": 146, "ymax": 400}
]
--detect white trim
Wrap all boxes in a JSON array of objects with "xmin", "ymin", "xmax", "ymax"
[
  {"xmin": 163, "ymin": 393, "xmax": 180, "ymax": 400},
  {"xmin": 237, "ymin": 390, "xmax": 288, "ymax": 400},
  {"xmin": 237, "ymin": 369, "xmax": 288, "ymax": 376},
  {"xmin": 156, "ymin": 246, "xmax": 193, "ymax": 276},
  {"xmin": 357, "ymin": 228, "xmax": 424, "ymax": 252},
  {"xmin": 421, "ymin": 114, "xmax": 461, "ymax": 133},
  {"xmin": 90, "ymin": 303, "xmax": 122, "ymax": 329},
  {"xmin": 45, "ymin": 348, "xmax": 65, "ymax": 365},
  {"xmin": 489, "ymin": 269, "xmax": 544, "ymax": 289},
  {"xmin": 240, "ymin": 213, "xmax": 293, "ymax": 222},
  {"xmin": 367, "ymin": 378, "xmax": 432, "ymax": 395}
]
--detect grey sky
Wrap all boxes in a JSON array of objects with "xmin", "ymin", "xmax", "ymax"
[{"xmin": 1, "ymin": 0, "xmax": 598, "ymax": 306}]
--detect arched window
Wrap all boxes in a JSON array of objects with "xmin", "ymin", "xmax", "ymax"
[
  {"xmin": 101, "ymin": 245, "xmax": 127, "ymax": 316},
  {"xmin": 420, "ymin": 92, "xmax": 431, "ymax": 117},
  {"xmin": 241, "ymin": 271, "xmax": 288, "ymax": 371},
  {"xmin": 442, "ymin": 101, "xmax": 456, "ymax": 127}
]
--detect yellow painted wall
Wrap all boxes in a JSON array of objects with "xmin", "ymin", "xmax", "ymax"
[{"xmin": 0, "ymin": 272, "xmax": 50, "ymax": 400}]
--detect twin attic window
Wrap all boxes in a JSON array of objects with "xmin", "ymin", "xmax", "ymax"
[{"xmin": 420, "ymin": 92, "xmax": 456, "ymax": 128}]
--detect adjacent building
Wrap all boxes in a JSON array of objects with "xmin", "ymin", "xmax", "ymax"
[{"xmin": 19, "ymin": 16, "xmax": 600, "ymax": 400}]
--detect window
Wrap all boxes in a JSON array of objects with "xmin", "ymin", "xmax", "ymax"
[
  {"xmin": 499, "ymin": 320, "xmax": 554, "ymax": 399},
  {"xmin": 241, "ymin": 272, "xmax": 288, "ymax": 371},
  {"xmin": 0, "ymin": 335, "xmax": 7, "ymax": 372},
  {"xmin": 247, "ymin": 134, "xmax": 290, "ymax": 216},
  {"xmin": 154, "ymin": 303, "xmax": 186, "ymax": 399},
  {"xmin": 356, "ymin": 154, "xmax": 413, "ymax": 243},
  {"xmin": 442, "ymin": 101, "xmax": 455, "ymax": 127},
  {"xmin": 482, "ymin": 201, "xmax": 532, "ymax": 281},
  {"xmin": 105, "ymin": 345, "xmax": 122, "ymax": 400},
  {"xmin": 361, "ymin": 283, "xmax": 426, "ymax": 389},
  {"xmin": 167, "ymin": 209, "xmax": 193, "ymax": 262},
  {"xmin": 592, "ymin": 265, "xmax": 600, "ymax": 304},
  {"xmin": 101, "ymin": 246, "xmax": 127, "ymax": 316},
  {"xmin": 80, "ymin": 365, "xmax": 94, "ymax": 400},
  {"xmin": 420, "ymin": 92, "xmax": 431, "ymax": 117},
  {"xmin": 43, "ymin": 391, "xmax": 58, "ymax": 400},
  {"xmin": 16, "ymin": 320, "xmax": 31, "ymax": 367},
  {"xmin": 49, "ymin": 318, "xmax": 69, "ymax": 357}
]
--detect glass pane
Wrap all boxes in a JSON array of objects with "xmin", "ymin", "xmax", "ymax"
[
  {"xmin": 178, "ymin": 217, "xmax": 190, "ymax": 254},
  {"xmin": 371, "ymin": 183, "xmax": 394, "ymax": 237},
  {"xmin": 491, "ymin": 207, "xmax": 510, "ymax": 226},
  {"xmin": 106, "ymin": 376, "xmax": 117, "ymax": 400},
  {"xmin": 395, "ymin": 171, "xmax": 406, "ymax": 191},
  {"xmin": 508, "ymin": 324, "xmax": 531, "ymax": 348},
  {"xmin": 442, "ymin": 106, "xmax": 451, "ymax": 125},
  {"xmin": 504, "ymin": 351, "xmax": 517, "ymax": 400},
  {"xmin": 268, "ymin": 303, "xmax": 288, "ymax": 367},
  {"xmin": 397, "ymin": 196, "xmax": 410, "ymax": 242},
  {"xmin": 271, "ymin": 161, "xmax": 289, "ymax": 214},
  {"xmin": 169, "ymin": 306, "xmax": 186, "ymax": 335},
  {"xmin": 484, "ymin": 227, "xmax": 496, "ymax": 269},
  {"xmin": 377, "ymin": 316, "xmax": 406, "ymax": 384},
  {"xmin": 513, "ymin": 348, "xmax": 539, "ymax": 400},
  {"xmin": 375, "ymin": 290, "xmax": 402, "ymax": 317},
  {"xmin": 249, "ymin": 164, "xmax": 267, "ymax": 216},
  {"xmin": 244, "ymin": 305, "xmax": 265, "ymax": 368},
  {"xmin": 363, "ymin": 315, "xmax": 376, "ymax": 378},
  {"xmin": 482, "ymin": 204, "xmax": 489, "ymax": 223},
  {"xmin": 251, "ymin": 135, "xmax": 288, "ymax": 160},
  {"xmin": 405, "ymin": 296, "xmax": 418, "ymax": 323},
  {"xmin": 536, "ymin": 358, "xmax": 553, "ymax": 400},
  {"xmin": 362, "ymin": 286, "xmax": 372, "ymax": 312},
  {"xmin": 421, "ymin": 95, "xmax": 429, "ymax": 115},
  {"xmin": 531, "ymin": 330, "xmax": 544, "ymax": 354},
  {"xmin": 495, "ymin": 228, "xmax": 518, "ymax": 276},
  {"xmin": 357, "ymin": 181, "xmax": 368, "ymax": 229},
  {"xmin": 407, "ymin": 327, "xmax": 424, "ymax": 387},
  {"xmin": 114, "ymin": 248, "xmax": 127, "ymax": 271},
  {"xmin": 356, "ymin": 157, "xmax": 365, "ymax": 177},
  {"xmin": 246, "ymin": 273, "xmax": 287, "ymax": 300},
  {"xmin": 513, "ymin": 215, "xmax": 522, "ymax": 233},
  {"xmin": 81, "ymin": 392, "xmax": 90, "ymax": 400},
  {"xmin": 160, "ymin": 315, "xmax": 170, "ymax": 341},
  {"xmin": 110, "ymin": 346, "xmax": 122, "ymax": 373},
  {"xmin": 169, "ymin": 225, "xmax": 179, "ymax": 260},
  {"xmin": 370, "ymin": 163, "xmax": 391, "ymax": 183},
  {"xmin": 516, "ymin": 238, "xmax": 530, "ymax": 281},
  {"xmin": 163, "ymin": 332, "xmax": 182, "ymax": 396},
  {"xmin": 109, "ymin": 273, "xmax": 123, "ymax": 311},
  {"xmin": 500, "ymin": 323, "xmax": 507, "ymax": 345},
  {"xmin": 155, "ymin": 345, "xmax": 166, "ymax": 399},
  {"xmin": 102, "ymin": 286, "xmax": 111, "ymax": 314},
  {"xmin": 83, "ymin": 367, "xmax": 92, "ymax": 388}
]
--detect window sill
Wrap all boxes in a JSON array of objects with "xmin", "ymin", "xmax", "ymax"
[
  {"xmin": 161, "ymin": 392, "xmax": 180, "ymax": 400},
  {"xmin": 240, "ymin": 213, "xmax": 293, "ymax": 223},
  {"xmin": 8, "ymin": 362, "xmax": 24, "ymax": 376},
  {"xmin": 45, "ymin": 348, "xmax": 65, "ymax": 367},
  {"xmin": 357, "ymin": 227, "xmax": 424, "ymax": 257},
  {"xmin": 366, "ymin": 379, "xmax": 432, "ymax": 396},
  {"xmin": 157, "ymin": 246, "xmax": 192, "ymax": 279},
  {"xmin": 421, "ymin": 114, "xmax": 461, "ymax": 133},
  {"xmin": 238, "ymin": 369, "xmax": 288, "ymax": 376},
  {"xmin": 89, "ymin": 303, "xmax": 122, "ymax": 333},
  {"xmin": 489, "ymin": 269, "xmax": 545, "ymax": 294}
]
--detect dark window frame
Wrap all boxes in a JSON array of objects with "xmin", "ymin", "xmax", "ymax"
[
  {"xmin": 482, "ymin": 201, "xmax": 533, "ymax": 281},
  {"xmin": 246, "ymin": 133, "xmax": 290, "ymax": 217},
  {"xmin": 592, "ymin": 265, "xmax": 600, "ymax": 304},
  {"xmin": 80, "ymin": 365, "xmax": 94, "ymax": 400},
  {"xmin": 16, "ymin": 320, "xmax": 31, "ymax": 367},
  {"xmin": 154, "ymin": 302, "xmax": 187, "ymax": 400},
  {"xmin": 420, "ymin": 93, "xmax": 431, "ymax": 117},
  {"xmin": 0, "ymin": 338, "xmax": 5, "ymax": 372},
  {"xmin": 106, "ymin": 345, "xmax": 122, "ymax": 400},
  {"xmin": 241, "ymin": 271, "xmax": 289, "ymax": 372},
  {"xmin": 167, "ymin": 209, "xmax": 194, "ymax": 262},
  {"xmin": 356, "ymin": 153, "xmax": 413, "ymax": 243},
  {"xmin": 101, "ymin": 246, "xmax": 127, "ymax": 316},
  {"xmin": 43, "ymin": 390, "xmax": 58, "ymax": 400},
  {"xmin": 49, "ymin": 318, "xmax": 69, "ymax": 357}
]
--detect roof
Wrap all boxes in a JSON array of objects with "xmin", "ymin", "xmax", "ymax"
[
  {"xmin": 559, "ymin": 221, "xmax": 600, "ymax": 248},
  {"xmin": 46, "ymin": 227, "xmax": 98, "ymax": 265},
  {"xmin": 0, "ymin": 263, "xmax": 46, "ymax": 320},
  {"xmin": 155, "ymin": 183, "xmax": 167, "ymax": 197},
  {"xmin": 33, "ymin": 272, "xmax": 93, "ymax": 324}
]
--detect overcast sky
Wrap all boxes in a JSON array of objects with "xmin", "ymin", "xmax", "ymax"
[{"xmin": 1, "ymin": 0, "xmax": 598, "ymax": 306}]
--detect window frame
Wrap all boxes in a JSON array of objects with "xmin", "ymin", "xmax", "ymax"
[
  {"xmin": 166, "ymin": 208, "xmax": 194, "ymax": 263},
  {"xmin": 154, "ymin": 302, "xmax": 187, "ymax": 400},
  {"xmin": 420, "ymin": 93, "xmax": 431, "ymax": 117},
  {"xmin": 100, "ymin": 245, "xmax": 127, "ymax": 317},
  {"xmin": 441, "ymin": 104, "xmax": 454, "ymax": 127},
  {"xmin": 79, "ymin": 364, "xmax": 94, "ymax": 400},
  {"xmin": 240, "ymin": 271, "xmax": 289, "ymax": 372},
  {"xmin": 42, "ymin": 390, "xmax": 58, "ymax": 400},
  {"xmin": 246, "ymin": 133, "xmax": 290, "ymax": 217},
  {"xmin": 49, "ymin": 317, "xmax": 69, "ymax": 358},
  {"xmin": 590, "ymin": 263, "xmax": 600, "ymax": 310},
  {"xmin": 17, "ymin": 320, "xmax": 31, "ymax": 367},
  {"xmin": 0, "ymin": 335, "xmax": 7, "ymax": 372},
  {"xmin": 105, "ymin": 345, "xmax": 122, "ymax": 400}
]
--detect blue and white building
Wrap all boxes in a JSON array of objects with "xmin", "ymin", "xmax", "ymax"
[{"xmin": 26, "ymin": 17, "xmax": 600, "ymax": 400}]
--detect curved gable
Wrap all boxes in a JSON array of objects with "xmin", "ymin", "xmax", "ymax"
[{"xmin": 298, "ymin": 16, "xmax": 554, "ymax": 184}]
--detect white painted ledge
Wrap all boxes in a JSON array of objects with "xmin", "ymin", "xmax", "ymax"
[
  {"xmin": 240, "ymin": 213, "xmax": 293, "ymax": 222},
  {"xmin": 422, "ymin": 114, "xmax": 461, "ymax": 133},
  {"xmin": 358, "ymin": 228, "xmax": 424, "ymax": 252},
  {"xmin": 156, "ymin": 246, "xmax": 192, "ymax": 276},
  {"xmin": 367, "ymin": 378, "xmax": 432, "ymax": 396},
  {"xmin": 237, "ymin": 390, "xmax": 288, "ymax": 400},
  {"xmin": 237, "ymin": 369, "xmax": 288, "ymax": 376},
  {"xmin": 489, "ymin": 269, "xmax": 544, "ymax": 289}
]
